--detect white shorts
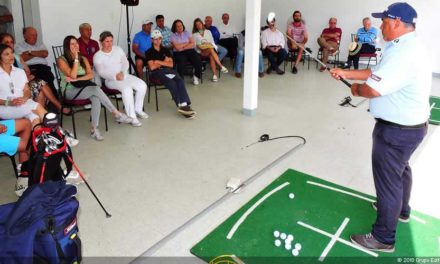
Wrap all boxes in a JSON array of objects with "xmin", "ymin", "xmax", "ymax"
[{"xmin": 0, "ymin": 99, "xmax": 40, "ymax": 122}]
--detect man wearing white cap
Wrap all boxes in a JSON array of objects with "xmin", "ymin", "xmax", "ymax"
[
  {"xmin": 145, "ymin": 30, "xmax": 196, "ymax": 119},
  {"xmin": 133, "ymin": 19, "xmax": 153, "ymax": 77},
  {"xmin": 331, "ymin": 2, "xmax": 430, "ymax": 252}
]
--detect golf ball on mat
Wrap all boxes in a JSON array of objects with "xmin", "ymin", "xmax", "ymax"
[
  {"xmin": 289, "ymin": 193, "xmax": 295, "ymax": 199},
  {"xmin": 295, "ymin": 243, "xmax": 302, "ymax": 250},
  {"xmin": 280, "ymin": 233, "xmax": 287, "ymax": 240},
  {"xmin": 275, "ymin": 239, "xmax": 282, "ymax": 247},
  {"xmin": 285, "ymin": 243, "xmax": 292, "ymax": 250},
  {"xmin": 292, "ymin": 248, "xmax": 299, "ymax": 256},
  {"xmin": 287, "ymin": 234, "xmax": 294, "ymax": 241},
  {"xmin": 273, "ymin": 230, "xmax": 280, "ymax": 238}
]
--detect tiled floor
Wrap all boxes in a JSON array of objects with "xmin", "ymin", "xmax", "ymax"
[{"xmin": 1, "ymin": 63, "xmax": 439, "ymax": 261}]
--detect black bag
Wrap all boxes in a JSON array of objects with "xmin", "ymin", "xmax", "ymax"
[{"xmin": 70, "ymin": 80, "xmax": 96, "ymax": 88}]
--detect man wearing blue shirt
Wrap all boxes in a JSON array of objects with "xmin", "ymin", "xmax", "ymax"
[
  {"xmin": 133, "ymin": 20, "xmax": 153, "ymax": 77},
  {"xmin": 331, "ymin": 2, "xmax": 430, "ymax": 252},
  {"xmin": 344, "ymin": 17, "xmax": 379, "ymax": 69}
]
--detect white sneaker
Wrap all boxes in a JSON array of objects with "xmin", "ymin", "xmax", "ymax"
[
  {"xmin": 221, "ymin": 66, "xmax": 229, "ymax": 73},
  {"xmin": 15, "ymin": 176, "xmax": 28, "ymax": 197},
  {"xmin": 136, "ymin": 111, "xmax": 149, "ymax": 119},
  {"xmin": 115, "ymin": 113, "xmax": 132, "ymax": 124},
  {"xmin": 65, "ymin": 169, "xmax": 84, "ymax": 185},
  {"xmin": 66, "ymin": 135, "xmax": 79, "ymax": 147},
  {"xmin": 16, "ymin": 163, "xmax": 22, "ymax": 175},
  {"xmin": 91, "ymin": 128, "xmax": 104, "ymax": 141},
  {"xmin": 193, "ymin": 76, "xmax": 200, "ymax": 85},
  {"xmin": 212, "ymin": 75, "xmax": 218, "ymax": 82},
  {"xmin": 131, "ymin": 118, "xmax": 142, "ymax": 127}
]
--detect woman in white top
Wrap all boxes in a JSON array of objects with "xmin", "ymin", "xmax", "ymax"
[
  {"xmin": 94, "ymin": 31, "xmax": 148, "ymax": 127},
  {"xmin": 0, "ymin": 44, "xmax": 47, "ymax": 128},
  {"xmin": 192, "ymin": 18, "xmax": 228, "ymax": 82}
]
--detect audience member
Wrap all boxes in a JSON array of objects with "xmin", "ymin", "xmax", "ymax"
[
  {"xmin": 155, "ymin": 15, "xmax": 173, "ymax": 50},
  {"xmin": 170, "ymin": 19, "xmax": 203, "ymax": 85},
  {"xmin": 217, "ymin": 13, "xmax": 238, "ymax": 60},
  {"xmin": 145, "ymin": 30, "xmax": 196, "ymax": 119},
  {"xmin": 57, "ymin": 35, "xmax": 132, "ymax": 141},
  {"xmin": 77, "ymin": 23, "xmax": 101, "ymax": 85},
  {"xmin": 192, "ymin": 18, "xmax": 228, "ymax": 82},
  {"xmin": 0, "ymin": 33, "xmax": 67, "ymax": 114},
  {"xmin": 204, "ymin": 16, "xmax": 227, "ymax": 61},
  {"xmin": 0, "ymin": 5, "xmax": 13, "ymax": 35},
  {"xmin": 133, "ymin": 20, "xmax": 153, "ymax": 78},
  {"xmin": 344, "ymin": 17, "xmax": 379, "ymax": 69},
  {"xmin": 287, "ymin": 11, "xmax": 308, "ymax": 74},
  {"xmin": 261, "ymin": 16, "xmax": 287, "ymax": 75},
  {"xmin": 234, "ymin": 30, "xmax": 265, "ymax": 78},
  {"xmin": 94, "ymin": 31, "xmax": 148, "ymax": 128},
  {"xmin": 317, "ymin": 17, "xmax": 342, "ymax": 72}
]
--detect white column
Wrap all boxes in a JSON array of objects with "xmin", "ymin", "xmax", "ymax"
[{"xmin": 242, "ymin": 0, "xmax": 261, "ymax": 116}]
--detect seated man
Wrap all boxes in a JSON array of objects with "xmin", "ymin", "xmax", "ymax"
[
  {"xmin": 234, "ymin": 30, "xmax": 265, "ymax": 78},
  {"xmin": 217, "ymin": 13, "xmax": 238, "ymax": 60},
  {"xmin": 155, "ymin": 15, "xmax": 173, "ymax": 51},
  {"xmin": 15, "ymin": 27, "xmax": 57, "ymax": 99},
  {"xmin": 77, "ymin": 23, "xmax": 101, "ymax": 85},
  {"xmin": 145, "ymin": 30, "xmax": 196, "ymax": 119},
  {"xmin": 261, "ymin": 16, "xmax": 287, "ymax": 75},
  {"xmin": 317, "ymin": 17, "xmax": 342, "ymax": 72},
  {"xmin": 344, "ymin": 17, "xmax": 379, "ymax": 69},
  {"xmin": 287, "ymin": 10, "xmax": 308, "ymax": 74},
  {"xmin": 0, "ymin": 118, "xmax": 31, "ymax": 196},
  {"xmin": 132, "ymin": 20, "xmax": 153, "ymax": 78},
  {"xmin": 204, "ymin": 15, "xmax": 227, "ymax": 61}
]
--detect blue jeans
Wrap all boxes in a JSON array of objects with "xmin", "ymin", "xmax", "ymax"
[
  {"xmin": 371, "ymin": 120, "xmax": 427, "ymax": 245},
  {"xmin": 265, "ymin": 48, "xmax": 287, "ymax": 70},
  {"xmin": 234, "ymin": 49, "xmax": 264, "ymax": 73},
  {"xmin": 217, "ymin": 45, "xmax": 228, "ymax": 61}
]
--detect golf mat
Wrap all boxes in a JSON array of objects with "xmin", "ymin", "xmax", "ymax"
[
  {"xmin": 191, "ymin": 169, "xmax": 440, "ymax": 264},
  {"xmin": 429, "ymin": 96, "xmax": 440, "ymax": 125}
]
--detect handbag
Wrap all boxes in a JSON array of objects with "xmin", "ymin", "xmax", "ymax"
[{"xmin": 70, "ymin": 80, "xmax": 96, "ymax": 88}]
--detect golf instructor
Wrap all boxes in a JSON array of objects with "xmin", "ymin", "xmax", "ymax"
[{"xmin": 330, "ymin": 2, "xmax": 431, "ymax": 252}]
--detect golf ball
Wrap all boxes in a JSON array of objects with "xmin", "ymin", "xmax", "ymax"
[
  {"xmin": 280, "ymin": 233, "xmax": 287, "ymax": 240},
  {"xmin": 275, "ymin": 239, "xmax": 282, "ymax": 247},
  {"xmin": 289, "ymin": 193, "xmax": 295, "ymax": 199},
  {"xmin": 273, "ymin": 230, "xmax": 280, "ymax": 238},
  {"xmin": 292, "ymin": 248, "xmax": 299, "ymax": 256},
  {"xmin": 295, "ymin": 243, "xmax": 302, "ymax": 250},
  {"xmin": 287, "ymin": 234, "xmax": 294, "ymax": 241}
]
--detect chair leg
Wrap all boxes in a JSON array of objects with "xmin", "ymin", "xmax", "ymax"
[
  {"xmin": 155, "ymin": 86, "xmax": 159, "ymax": 112},
  {"xmin": 9, "ymin": 154, "xmax": 18, "ymax": 178},
  {"xmin": 115, "ymin": 96, "xmax": 119, "ymax": 110},
  {"xmin": 104, "ymin": 106, "xmax": 108, "ymax": 132},
  {"xmin": 71, "ymin": 111, "xmax": 77, "ymax": 139},
  {"xmin": 367, "ymin": 57, "xmax": 371, "ymax": 68},
  {"xmin": 148, "ymin": 85, "xmax": 151, "ymax": 103}
]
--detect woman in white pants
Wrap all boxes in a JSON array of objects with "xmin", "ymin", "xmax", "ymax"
[{"xmin": 94, "ymin": 31, "xmax": 148, "ymax": 127}]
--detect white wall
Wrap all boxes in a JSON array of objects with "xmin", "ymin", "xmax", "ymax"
[
  {"xmin": 22, "ymin": 0, "xmax": 440, "ymax": 73},
  {"xmin": 261, "ymin": 0, "xmax": 440, "ymax": 73}
]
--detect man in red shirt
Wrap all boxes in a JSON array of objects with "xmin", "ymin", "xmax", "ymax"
[
  {"xmin": 77, "ymin": 23, "xmax": 101, "ymax": 84},
  {"xmin": 287, "ymin": 10, "xmax": 308, "ymax": 74},
  {"xmin": 317, "ymin": 17, "xmax": 342, "ymax": 72}
]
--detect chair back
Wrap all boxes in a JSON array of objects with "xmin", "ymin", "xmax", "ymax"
[{"xmin": 52, "ymin": 45, "xmax": 64, "ymax": 61}]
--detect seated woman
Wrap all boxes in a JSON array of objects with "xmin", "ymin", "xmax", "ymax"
[
  {"xmin": 0, "ymin": 44, "xmax": 47, "ymax": 130},
  {"xmin": 192, "ymin": 18, "xmax": 228, "ymax": 82},
  {"xmin": 57, "ymin": 35, "xmax": 132, "ymax": 141},
  {"xmin": 0, "ymin": 33, "xmax": 69, "ymax": 115},
  {"xmin": 0, "ymin": 118, "xmax": 31, "ymax": 196},
  {"xmin": 93, "ymin": 31, "xmax": 148, "ymax": 127},
  {"xmin": 145, "ymin": 30, "xmax": 196, "ymax": 119},
  {"xmin": 170, "ymin": 19, "xmax": 203, "ymax": 85}
]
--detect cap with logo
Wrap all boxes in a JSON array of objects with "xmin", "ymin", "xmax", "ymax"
[
  {"xmin": 142, "ymin": 19, "xmax": 154, "ymax": 25},
  {"xmin": 371, "ymin": 2, "xmax": 417, "ymax": 24},
  {"xmin": 151, "ymin": 29, "xmax": 163, "ymax": 39}
]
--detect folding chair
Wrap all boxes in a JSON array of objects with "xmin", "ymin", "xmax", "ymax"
[{"xmin": 146, "ymin": 69, "xmax": 167, "ymax": 112}]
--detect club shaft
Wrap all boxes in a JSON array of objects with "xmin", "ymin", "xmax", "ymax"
[{"xmin": 284, "ymin": 33, "xmax": 352, "ymax": 88}]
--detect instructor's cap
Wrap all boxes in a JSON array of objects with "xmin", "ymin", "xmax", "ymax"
[
  {"xmin": 142, "ymin": 19, "xmax": 153, "ymax": 25},
  {"xmin": 372, "ymin": 2, "xmax": 417, "ymax": 24},
  {"xmin": 151, "ymin": 30, "xmax": 163, "ymax": 39}
]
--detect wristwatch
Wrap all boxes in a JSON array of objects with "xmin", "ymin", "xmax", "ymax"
[{"xmin": 4, "ymin": 99, "xmax": 10, "ymax": 106}]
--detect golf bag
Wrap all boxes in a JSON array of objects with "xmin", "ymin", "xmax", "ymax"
[
  {"xmin": 0, "ymin": 181, "xmax": 82, "ymax": 264},
  {"xmin": 22, "ymin": 126, "xmax": 73, "ymax": 186}
]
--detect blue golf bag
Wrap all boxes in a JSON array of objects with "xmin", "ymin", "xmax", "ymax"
[{"xmin": 0, "ymin": 181, "xmax": 82, "ymax": 264}]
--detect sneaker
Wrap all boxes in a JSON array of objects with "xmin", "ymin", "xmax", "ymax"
[
  {"xmin": 258, "ymin": 72, "xmax": 264, "ymax": 78},
  {"xmin": 275, "ymin": 68, "xmax": 285, "ymax": 75},
  {"xmin": 91, "ymin": 128, "xmax": 104, "ymax": 141},
  {"xmin": 131, "ymin": 118, "xmax": 142, "ymax": 127},
  {"xmin": 65, "ymin": 169, "xmax": 84, "ymax": 185},
  {"xmin": 178, "ymin": 105, "xmax": 196, "ymax": 115},
  {"xmin": 65, "ymin": 134, "xmax": 79, "ymax": 147},
  {"xmin": 15, "ymin": 176, "xmax": 28, "ymax": 197},
  {"xmin": 372, "ymin": 202, "xmax": 410, "ymax": 223},
  {"xmin": 193, "ymin": 76, "xmax": 200, "ymax": 85},
  {"xmin": 350, "ymin": 233, "xmax": 395, "ymax": 253},
  {"xmin": 342, "ymin": 63, "xmax": 351, "ymax": 69},
  {"xmin": 235, "ymin": 72, "xmax": 242, "ymax": 78},
  {"xmin": 266, "ymin": 67, "xmax": 272, "ymax": 74},
  {"xmin": 136, "ymin": 111, "xmax": 149, "ymax": 119},
  {"xmin": 16, "ymin": 163, "xmax": 22, "ymax": 175},
  {"xmin": 292, "ymin": 66, "xmax": 298, "ymax": 74},
  {"xmin": 221, "ymin": 66, "xmax": 229, "ymax": 73},
  {"xmin": 115, "ymin": 113, "xmax": 132, "ymax": 124},
  {"xmin": 305, "ymin": 47, "xmax": 312, "ymax": 53},
  {"xmin": 180, "ymin": 112, "xmax": 195, "ymax": 119},
  {"xmin": 212, "ymin": 75, "xmax": 218, "ymax": 82}
]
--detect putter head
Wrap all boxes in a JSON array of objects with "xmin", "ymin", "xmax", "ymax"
[{"xmin": 339, "ymin": 96, "xmax": 353, "ymax": 107}]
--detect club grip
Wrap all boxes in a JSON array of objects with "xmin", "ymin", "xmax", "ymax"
[{"xmin": 340, "ymin": 78, "xmax": 352, "ymax": 88}]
